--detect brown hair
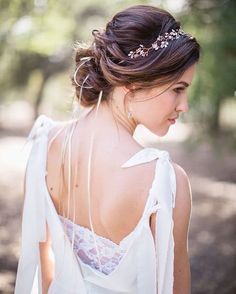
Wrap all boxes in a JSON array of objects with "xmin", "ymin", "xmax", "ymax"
[{"xmin": 71, "ymin": 5, "xmax": 200, "ymax": 107}]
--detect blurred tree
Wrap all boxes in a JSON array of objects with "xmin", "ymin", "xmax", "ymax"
[
  {"xmin": 0, "ymin": 0, "xmax": 78, "ymax": 117},
  {"xmin": 181, "ymin": 0, "xmax": 236, "ymax": 134},
  {"xmin": 1, "ymin": 0, "xmax": 235, "ymax": 134},
  {"xmin": 0, "ymin": 0, "xmax": 149, "ymax": 118}
]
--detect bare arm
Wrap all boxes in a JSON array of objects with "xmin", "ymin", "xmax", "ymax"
[
  {"xmin": 39, "ymin": 224, "xmax": 54, "ymax": 294},
  {"xmin": 38, "ymin": 124, "xmax": 64, "ymax": 293},
  {"xmin": 172, "ymin": 163, "xmax": 192, "ymax": 294}
]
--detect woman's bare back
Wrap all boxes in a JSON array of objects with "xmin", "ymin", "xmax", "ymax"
[{"xmin": 45, "ymin": 118, "xmax": 157, "ymax": 245}]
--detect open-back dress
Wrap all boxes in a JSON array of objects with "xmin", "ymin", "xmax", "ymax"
[{"xmin": 14, "ymin": 114, "xmax": 176, "ymax": 294}]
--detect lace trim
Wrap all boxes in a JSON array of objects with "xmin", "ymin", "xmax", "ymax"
[{"xmin": 59, "ymin": 216, "xmax": 128, "ymax": 275}]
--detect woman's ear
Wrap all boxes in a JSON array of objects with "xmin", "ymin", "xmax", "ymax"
[
  {"xmin": 123, "ymin": 84, "xmax": 136, "ymax": 92},
  {"xmin": 122, "ymin": 86, "xmax": 130, "ymax": 93}
]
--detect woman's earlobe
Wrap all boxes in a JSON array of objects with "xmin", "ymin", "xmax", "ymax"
[{"xmin": 123, "ymin": 84, "xmax": 136, "ymax": 92}]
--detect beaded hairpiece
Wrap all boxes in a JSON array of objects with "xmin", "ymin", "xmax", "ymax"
[{"xmin": 128, "ymin": 27, "xmax": 194, "ymax": 59}]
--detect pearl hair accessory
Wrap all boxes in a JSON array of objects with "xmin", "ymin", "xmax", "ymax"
[{"xmin": 128, "ymin": 27, "xmax": 194, "ymax": 59}]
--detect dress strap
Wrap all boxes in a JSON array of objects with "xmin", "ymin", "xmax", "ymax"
[
  {"xmin": 121, "ymin": 147, "xmax": 170, "ymax": 167},
  {"xmin": 121, "ymin": 147, "xmax": 176, "ymax": 208},
  {"xmin": 23, "ymin": 114, "xmax": 59, "ymax": 240},
  {"xmin": 15, "ymin": 115, "xmax": 57, "ymax": 294},
  {"xmin": 122, "ymin": 147, "xmax": 176, "ymax": 294},
  {"xmin": 26, "ymin": 115, "xmax": 56, "ymax": 141}
]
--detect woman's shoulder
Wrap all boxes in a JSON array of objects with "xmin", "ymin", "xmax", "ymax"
[
  {"xmin": 171, "ymin": 162, "xmax": 192, "ymax": 234},
  {"xmin": 47, "ymin": 118, "xmax": 77, "ymax": 147},
  {"xmin": 172, "ymin": 162, "xmax": 191, "ymax": 196}
]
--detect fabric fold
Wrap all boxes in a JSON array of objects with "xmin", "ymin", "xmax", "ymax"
[
  {"xmin": 154, "ymin": 158, "xmax": 176, "ymax": 294},
  {"xmin": 122, "ymin": 147, "xmax": 176, "ymax": 294},
  {"xmin": 14, "ymin": 115, "xmax": 56, "ymax": 294},
  {"xmin": 121, "ymin": 147, "xmax": 170, "ymax": 168}
]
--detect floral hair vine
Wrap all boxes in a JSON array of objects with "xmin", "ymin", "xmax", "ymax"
[{"xmin": 128, "ymin": 28, "xmax": 194, "ymax": 59}]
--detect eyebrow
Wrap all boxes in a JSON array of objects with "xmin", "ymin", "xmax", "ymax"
[{"xmin": 175, "ymin": 81, "xmax": 190, "ymax": 87}]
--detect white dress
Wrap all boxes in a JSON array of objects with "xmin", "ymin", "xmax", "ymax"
[{"xmin": 14, "ymin": 114, "xmax": 176, "ymax": 294}]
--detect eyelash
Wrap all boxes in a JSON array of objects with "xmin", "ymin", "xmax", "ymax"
[{"xmin": 173, "ymin": 87, "xmax": 185, "ymax": 94}]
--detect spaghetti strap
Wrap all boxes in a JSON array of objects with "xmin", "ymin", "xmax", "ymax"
[{"xmin": 47, "ymin": 124, "xmax": 67, "ymax": 152}]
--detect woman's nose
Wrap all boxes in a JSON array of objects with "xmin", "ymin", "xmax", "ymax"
[{"xmin": 176, "ymin": 94, "xmax": 189, "ymax": 113}]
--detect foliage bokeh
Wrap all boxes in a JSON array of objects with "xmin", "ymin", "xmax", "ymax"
[
  {"xmin": 0, "ymin": 1, "xmax": 236, "ymax": 293},
  {"xmin": 0, "ymin": 0, "xmax": 235, "ymax": 134}
]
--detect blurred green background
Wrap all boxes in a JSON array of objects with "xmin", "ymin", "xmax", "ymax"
[{"xmin": 0, "ymin": 0, "xmax": 235, "ymax": 293}]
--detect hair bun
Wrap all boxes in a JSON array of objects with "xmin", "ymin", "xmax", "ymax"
[{"xmin": 72, "ymin": 41, "xmax": 111, "ymax": 107}]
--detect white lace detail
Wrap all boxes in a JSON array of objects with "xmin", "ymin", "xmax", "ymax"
[{"xmin": 59, "ymin": 216, "xmax": 128, "ymax": 275}]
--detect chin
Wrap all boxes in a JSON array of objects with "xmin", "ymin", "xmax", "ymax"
[
  {"xmin": 158, "ymin": 131, "xmax": 169, "ymax": 137},
  {"xmin": 151, "ymin": 127, "xmax": 169, "ymax": 137}
]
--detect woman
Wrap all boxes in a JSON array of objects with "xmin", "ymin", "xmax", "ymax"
[{"xmin": 15, "ymin": 5, "xmax": 200, "ymax": 294}]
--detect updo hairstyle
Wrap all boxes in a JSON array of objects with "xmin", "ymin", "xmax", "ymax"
[{"xmin": 71, "ymin": 5, "xmax": 200, "ymax": 107}]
